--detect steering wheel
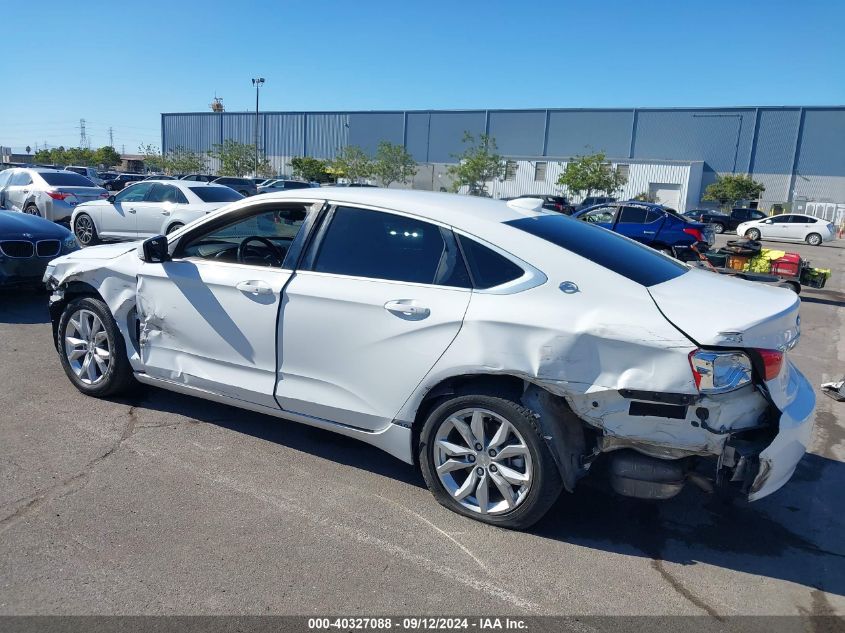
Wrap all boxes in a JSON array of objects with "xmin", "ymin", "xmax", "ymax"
[{"xmin": 237, "ymin": 236, "xmax": 285, "ymax": 266}]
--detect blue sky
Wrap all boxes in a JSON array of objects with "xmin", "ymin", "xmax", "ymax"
[{"xmin": 2, "ymin": 0, "xmax": 843, "ymax": 153}]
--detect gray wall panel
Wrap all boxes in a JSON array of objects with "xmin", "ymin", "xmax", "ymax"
[
  {"xmin": 426, "ymin": 111, "xmax": 486, "ymax": 163},
  {"xmin": 634, "ymin": 109, "xmax": 756, "ymax": 173},
  {"xmin": 405, "ymin": 112, "xmax": 431, "ymax": 162},
  {"xmin": 265, "ymin": 113, "xmax": 305, "ymax": 158},
  {"xmin": 545, "ymin": 110, "xmax": 632, "ymax": 157},
  {"xmin": 305, "ymin": 113, "xmax": 349, "ymax": 159},
  {"xmin": 751, "ymin": 109, "xmax": 800, "ymax": 175},
  {"xmin": 797, "ymin": 109, "xmax": 845, "ymax": 177},
  {"xmin": 488, "ymin": 111, "xmax": 545, "ymax": 156},
  {"xmin": 348, "ymin": 113, "xmax": 404, "ymax": 155}
]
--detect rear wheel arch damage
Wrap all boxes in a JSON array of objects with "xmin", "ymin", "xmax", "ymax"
[{"xmin": 411, "ymin": 374, "xmax": 588, "ymax": 494}]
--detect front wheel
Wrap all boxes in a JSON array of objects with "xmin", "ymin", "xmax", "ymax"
[
  {"xmin": 745, "ymin": 228, "xmax": 761, "ymax": 241},
  {"xmin": 418, "ymin": 395, "xmax": 563, "ymax": 529},
  {"xmin": 806, "ymin": 232, "xmax": 822, "ymax": 246},
  {"xmin": 57, "ymin": 296, "xmax": 136, "ymax": 397},
  {"xmin": 712, "ymin": 222, "xmax": 725, "ymax": 234},
  {"xmin": 74, "ymin": 213, "xmax": 99, "ymax": 246},
  {"xmin": 165, "ymin": 222, "xmax": 184, "ymax": 235}
]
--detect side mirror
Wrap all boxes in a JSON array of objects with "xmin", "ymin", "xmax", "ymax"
[
  {"xmin": 107, "ymin": 195, "xmax": 115, "ymax": 203},
  {"xmin": 138, "ymin": 235, "xmax": 171, "ymax": 263}
]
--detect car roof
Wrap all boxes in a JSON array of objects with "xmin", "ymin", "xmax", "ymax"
[{"xmin": 255, "ymin": 187, "xmax": 537, "ymax": 227}]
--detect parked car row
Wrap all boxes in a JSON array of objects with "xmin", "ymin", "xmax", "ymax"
[{"xmin": 0, "ymin": 168, "xmax": 109, "ymax": 222}]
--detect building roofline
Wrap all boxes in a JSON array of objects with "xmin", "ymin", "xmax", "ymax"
[{"xmin": 162, "ymin": 105, "xmax": 845, "ymax": 117}]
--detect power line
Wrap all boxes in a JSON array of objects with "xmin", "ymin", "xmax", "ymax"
[{"xmin": 79, "ymin": 119, "xmax": 88, "ymax": 148}]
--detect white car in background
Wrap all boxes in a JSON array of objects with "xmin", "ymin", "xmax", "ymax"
[
  {"xmin": 70, "ymin": 180, "xmax": 244, "ymax": 246},
  {"xmin": 44, "ymin": 189, "xmax": 814, "ymax": 529},
  {"xmin": 737, "ymin": 213, "xmax": 836, "ymax": 246}
]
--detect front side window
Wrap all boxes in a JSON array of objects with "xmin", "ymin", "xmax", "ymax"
[
  {"xmin": 179, "ymin": 207, "xmax": 307, "ymax": 267},
  {"xmin": 580, "ymin": 205, "xmax": 617, "ymax": 224},
  {"xmin": 0, "ymin": 170, "xmax": 12, "ymax": 187},
  {"xmin": 769, "ymin": 215, "xmax": 791, "ymax": 224},
  {"xmin": 312, "ymin": 206, "xmax": 469, "ymax": 287},
  {"xmin": 115, "ymin": 182, "xmax": 152, "ymax": 203}
]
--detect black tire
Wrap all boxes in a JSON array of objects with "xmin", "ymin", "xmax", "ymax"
[
  {"xmin": 806, "ymin": 232, "xmax": 822, "ymax": 246},
  {"xmin": 712, "ymin": 222, "xmax": 725, "ymax": 234},
  {"xmin": 745, "ymin": 228, "xmax": 761, "ymax": 241},
  {"xmin": 418, "ymin": 395, "xmax": 563, "ymax": 530},
  {"xmin": 239, "ymin": 190, "xmax": 250, "ymax": 197},
  {"xmin": 57, "ymin": 296, "xmax": 136, "ymax": 398},
  {"xmin": 73, "ymin": 213, "xmax": 99, "ymax": 246},
  {"xmin": 24, "ymin": 203, "xmax": 41, "ymax": 217},
  {"xmin": 165, "ymin": 222, "xmax": 184, "ymax": 235}
]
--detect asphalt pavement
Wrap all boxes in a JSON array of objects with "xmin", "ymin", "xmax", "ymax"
[{"xmin": 0, "ymin": 234, "xmax": 843, "ymax": 618}]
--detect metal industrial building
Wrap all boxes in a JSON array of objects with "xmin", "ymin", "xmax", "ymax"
[{"xmin": 162, "ymin": 106, "xmax": 845, "ymax": 216}]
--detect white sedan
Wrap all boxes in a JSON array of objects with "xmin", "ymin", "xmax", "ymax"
[
  {"xmin": 44, "ymin": 188, "xmax": 815, "ymax": 528},
  {"xmin": 70, "ymin": 180, "xmax": 243, "ymax": 246},
  {"xmin": 737, "ymin": 213, "xmax": 836, "ymax": 246}
]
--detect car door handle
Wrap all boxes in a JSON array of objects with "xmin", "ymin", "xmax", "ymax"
[
  {"xmin": 236, "ymin": 280, "xmax": 273, "ymax": 296},
  {"xmin": 643, "ymin": 230, "xmax": 656, "ymax": 234},
  {"xmin": 384, "ymin": 300, "xmax": 430, "ymax": 319},
  {"xmin": 161, "ymin": 210, "xmax": 170, "ymax": 216},
  {"xmin": 128, "ymin": 207, "xmax": 136, "ymax": 214}
]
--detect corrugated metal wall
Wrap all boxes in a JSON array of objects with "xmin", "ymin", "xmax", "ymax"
[{"xmin": 162, "ymin": 107, "xmax": 845, "ymax": 204}]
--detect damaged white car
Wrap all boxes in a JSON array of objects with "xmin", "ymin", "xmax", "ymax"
[{"xmin": 43, "ymin": 188, "xmax": 816, "ymax": 529}]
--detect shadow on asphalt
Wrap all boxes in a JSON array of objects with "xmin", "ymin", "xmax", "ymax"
[
  {"xmin": 0, "ymin": 288, "xmax": 50, "ymax": 324},
  {"xmin": 134, "ymin": 383, "xmax": 845, "ymax": 599}
]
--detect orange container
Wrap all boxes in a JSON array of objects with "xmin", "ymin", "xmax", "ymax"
[{"xmin": 727, "ymin": 255, "xmax": 749, "ymax": 271}]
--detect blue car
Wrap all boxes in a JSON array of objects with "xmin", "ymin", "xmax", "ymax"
[
  {"xmin": 573, "ymin": 201, "xmax": 713, "ymax": 258},
  {"xmin": 0, "ymin": 211, "xmax": 79, "ymax": 288}
]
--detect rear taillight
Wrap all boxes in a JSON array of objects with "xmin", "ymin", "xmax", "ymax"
[
  {"xmin": 688, "ymin": 349, "xmax": 753, "ymax": 393},
  {"xmin": 683, "ymin": 227, "xmax": 704, "ymax": 242},
  {"xmin": 756, "ymin": 349, "xmax": 784, "ymax": 381},
  {"xmin": 46, "ymin": 190, "xmax": 69, "ymax": 200}
]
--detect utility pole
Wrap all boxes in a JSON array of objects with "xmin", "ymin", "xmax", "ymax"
[
  {"xmin": 251, "ymin": 77, "xmax": 265, "ymax": 176},
  {"xmin": 108, "ymin": 127, "xmax": 114, "ymax": 147},
  {"xmin": 79, "ymin": 119, "xmax": 88, "ymax": 148}
]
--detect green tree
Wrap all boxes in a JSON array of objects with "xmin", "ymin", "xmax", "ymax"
[
  {"xmin": 556, "ymin": 152, "xmax": 627, "ymax": 199},
  {"xmin": 703, "ymin": 174, "xmax": 765, "ymax": 209},
  {"xmin": 138, "ymin": 144, "xmax": 168, "ymax": 173},
  {"xmin": 291, "ymin": 156, "xmax": 331, "ymax": 182},
  {"xmin": 93, "ymin": 146, "xmax": 122, "ymax": 168},
  {"xmin": 447, "ymin": 133, "xmax": 507, "ymax": 195},
  {"xmin": 330, "ymin": 145, "xmax": 373, "ymax": 183},
  {"xmin": 166, "ymin": 146, "xmax": 207, "ymax": 174},
  {"xmin": 208, "ymin": 139, "xmax": 270, "ymax": 177},
  {"xmin": 372, "ymin": 141, "xmax": 417, "ymax": 188}
]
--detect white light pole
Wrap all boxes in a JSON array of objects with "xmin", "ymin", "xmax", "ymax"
[{"xmin": 251, "ymin": 77, "xmax": 265, "ymax": 176}]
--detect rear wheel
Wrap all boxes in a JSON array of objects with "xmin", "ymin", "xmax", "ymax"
[
  {"xmin": 806, "ymin": 232, "xmax": 822, "ymax": 246},
  {"xmin": 73, "ymin": 213, "xmax": 99, "ymax": 246},
  {"xmin": 24, "ymin": 203, "xmax": 41, "ymax": 217},
  {"xmin": 57, "ymin": 296, "xmax": 136, "ymax": 397},
  {"xmin": 418, "ymin": 395, "xmax": 563, "ymax": 529},
  {"xmin": 745, "ymin": 228, "xmax": 761, "ymax": 241},
  {"xmin": 712, "ymin": 222, "xmax": 725, "ymax": 234},
  {"xmin": 166, "ymin": 222, "xmax": 184, "ymax": 235}
]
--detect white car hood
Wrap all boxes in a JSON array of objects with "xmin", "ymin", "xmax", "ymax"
[
  {"xmin": 58, "ymin": 241, "xmax": 140, "ymax": 261},
  {"xmin": 649, "ymin": 267, "xmax": 800, "ymax": 350}
]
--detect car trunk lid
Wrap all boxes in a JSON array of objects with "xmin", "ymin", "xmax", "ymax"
[{"xmin": 648, "ymin": 267, "xmax": 800, "ymax": 350}]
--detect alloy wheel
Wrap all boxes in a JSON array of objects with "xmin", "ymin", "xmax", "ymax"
[
  {"xmin": 433, "ymin": 408, "xmax": 533, "ymax": 515},
  {"xmin": 713, "ymin": 223, "xmax": 724, "ymax": 234},
  {"xmin": 24, "ymin": 205, "xmax": 41, "ymax": 216},
  {"xmin": 807, "ymin": 233, "xmax": 822, "ymax": 246},
  {"xmin": 75, "ymin": 215, "xmax": 94, "ymax": 245},
  {"xmin": 64, "ymin": 309, "xmax": 111, "ymax": 385}
]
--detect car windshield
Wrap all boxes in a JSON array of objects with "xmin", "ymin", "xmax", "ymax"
[
  {"xmin": 506, "ymin": 214, "xmax": 688, "ymax": 287},
  {"xmin": 189, "ymin": 187, "xmax": 244, "ymax": 202},
  {"xmin": 40, "ymin": 172, "xmax": 96, "ymax": 187}
]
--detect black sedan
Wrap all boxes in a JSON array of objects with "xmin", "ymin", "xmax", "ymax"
[
  {"xmin": 682, "ymin": 207, "xmax": 767, "ymax": 234},
  {"xmin": 0, "ymin": 211, "xmax": 79, "ymax": 288}
]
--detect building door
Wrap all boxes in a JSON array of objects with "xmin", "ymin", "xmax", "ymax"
[{"xmin": 649, "ymin": 183, "xmax": 682, "ymax": 209}]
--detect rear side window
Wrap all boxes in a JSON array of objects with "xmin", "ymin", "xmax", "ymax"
[
  {"xmin": 189, "ymin": 187, "xmax": 244, "ymax": 202},
  {"xmin": 617, "ymin": 206, "xmax": 649, "ymax": 223},
  {"xmin": 312, "ymin": 206, "xmax": 469, "ymax": 287},
  {"xmin": 506, "ymin": 215, "xmax": 688, "ymax": 287},
  {"xmin": 458, "ymin": 236, "xmax": 524, "ymax": 289},
  {"xmin": 11, "ymin": 172, "xmax": 32, "ymax": 186},
  {"xmin": 40, "ymin": 172, "xmax": 95, "ymax": 187}
]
